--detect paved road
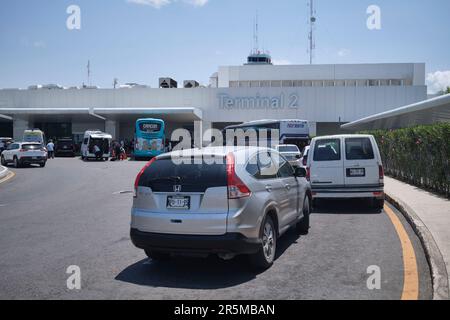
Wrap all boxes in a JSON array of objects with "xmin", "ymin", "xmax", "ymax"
[{"xmin": 0, "ymin": 158, "xmax": 432, "ymax": 300}]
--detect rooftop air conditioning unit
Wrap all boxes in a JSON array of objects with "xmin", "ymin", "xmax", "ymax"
[
  {"xmin": 159, "ymin": 78, "xmax": 178, "ymax": 88},
  {"xmin": 183, "ymin": 80, "xmax": 200, "ymax": 88}
]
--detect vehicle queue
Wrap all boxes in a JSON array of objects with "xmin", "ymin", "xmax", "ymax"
[{"xmin": 0, "ymin": 118, "xmax": 385, "ymax": 271}]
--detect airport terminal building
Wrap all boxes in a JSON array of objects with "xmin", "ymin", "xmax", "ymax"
[{"xmin": 0, "ymin": 57, "xmax": 427, "ymax": 145}]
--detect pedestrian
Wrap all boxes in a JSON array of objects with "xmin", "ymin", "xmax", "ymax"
[
  {"xmin": 114, "ymin": 141, "xmax": 121, "ymax": 161},
  {"xmin": 46, "ymin": 140, "xmax": 55, "ymax": 159},
  {"xmin": 93, "ymin": 144, "xmax": 102, "ymax": 160}
]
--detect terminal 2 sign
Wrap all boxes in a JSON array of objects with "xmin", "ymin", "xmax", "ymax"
[{"xmin": 218, "ymin": 93, "xmax": 300, "ymax": 110}]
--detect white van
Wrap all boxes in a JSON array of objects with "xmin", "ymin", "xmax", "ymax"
[
  {"xmin": 80, "ymin": 130, "xmax": 112, "ymax": 161},
  {"xmin": 23, "ymin": 129, "xmax": 46, "ymax": 144},
  {"xmin": 307, "ymin": 135, "xmax": 384, "ymax": 209}
]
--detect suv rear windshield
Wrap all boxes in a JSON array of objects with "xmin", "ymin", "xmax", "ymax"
[
  {"xmin": 139, "ymin": 157, "xmax": 227, "ymax": 193},
  {"xmin": 313, "ymin": 139, "xmax": 341, "ymax": 161},
  {"xmin": 278, "ymin": 146, "xmax": 299, "ymax": 153},
  {"xmin": 22, "ymin": 144, "xmax": 43, "ymax": 150},
  {"xmin": 345, "ymin": 138, "xmax": 374, "ymax": 160}
]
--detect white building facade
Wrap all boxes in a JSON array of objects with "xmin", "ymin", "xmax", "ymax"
[{"xmin": 0, "ymin": 62, "xmax": 427, "ymax": 143}]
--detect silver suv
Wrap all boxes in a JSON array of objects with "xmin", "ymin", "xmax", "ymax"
[{"xmin": 130, "ymin": 146, "xmax": 312, "ymax": 269}]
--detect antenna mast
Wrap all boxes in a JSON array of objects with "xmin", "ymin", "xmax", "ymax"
[
  {"xmin": 253, "ymin": 11, "xmax": 259, "ymax": 54},
  {"xmin": 87, "ymin": 60, "xmax": 91, "ymax": 86},
  {"xmin": 308, "ymin": 0, "xmax": 316, "ymax": 64}
]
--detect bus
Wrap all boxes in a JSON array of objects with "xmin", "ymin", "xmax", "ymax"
[
  {"xmin": 134, "ymin": 118, "xmax": 166, "ymax": 160},
  {"xmin": 223, "ymin": 119, "xmax": 310, "ymax": 151}
]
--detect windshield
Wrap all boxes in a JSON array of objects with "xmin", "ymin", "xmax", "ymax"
[{"xmin": 278, "ymin": 146, "xmax": 299, "ymax": 153}]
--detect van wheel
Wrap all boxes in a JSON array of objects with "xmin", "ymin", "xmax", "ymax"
[
  {"xmin": 1, "ymin": 155, "xmax": 6, "ymax": 166},
  {"xmin": 296, "ymin": 196, "xmax": 311, "ymax": 235},
  {"xmin": 39, "ymin": 162, "xmax": 46, "ymax": 168},
  {"xmin": 144, "ymin": 250, "xmax": 171, "ymax": 261},
  {"xmin": 249, "ymin": 215, "xmax": 276, "ymax": 270},
  {"xmin": 13, "ymin": 157, "xmax": 20, "ymax": 168}
]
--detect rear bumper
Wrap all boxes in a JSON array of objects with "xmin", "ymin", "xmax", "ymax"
[
  {"xmin": 130, "ymin": 228, "xmax": 261, "ymax": 255},
  {"xmin": 312, "ymin": 184, "xmax": 384, "ymax": 199},
  {"xmin": 19, "ymin": 156, "xmax": 47, "ymax": 164}
]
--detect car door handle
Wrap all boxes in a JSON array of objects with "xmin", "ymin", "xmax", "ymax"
[
  {"xmin": 265, "ymin": 185, "xmax": 273, "ymax": 192},
  {"xmin": 284, "ymin": 184, "xmax": 291, "ymax": 190}
]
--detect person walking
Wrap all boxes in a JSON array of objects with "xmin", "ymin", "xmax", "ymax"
[{"xmin": 46, "ymin": 140, "xmax": 55, "ymax": 159}]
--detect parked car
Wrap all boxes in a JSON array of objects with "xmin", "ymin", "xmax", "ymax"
[
  {"xmin": 0, "ymin": 137, "xmax": 14, "ymax": 154},
  {"xmin": 275, "ymin": 144, "xmax": 302, "ymax": 168},
  {"xmin": 130, "ymin": 146, "xmax": 312, "ymax": 269},
  {"xmin": 55, "ymin": 138, "xmax": 76, "ymax": 157},
  {"xmin": 300, "ymin": 146, "xmax": 310, "ymax": 168},
  {"xmin": 306, "ymin": 135, "xmax": 384, "ymax": 209},
  {"xmin": 1, "ymin": 142, "xmax": 47, "ymax": 168}
]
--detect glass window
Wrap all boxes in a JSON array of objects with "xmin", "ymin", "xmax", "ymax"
[
  {"xmin": 22, "ymin": 144, "xmax": 43, "ymax": 150},
  {"xmin": 345, "ymin": 138, "xmax": 374, "ymax": 160},
  {"xmin": 140, "ymin": 157, "xmax": 227, "ymax": 192},
  {"xmin": 313, "ymin": 139, "xmax": 341, "ymax": 161},
  {"xmin": 250, "ymin": 81, "xmax": 260, "ymax": 87},
  {"xmin": 239, "ymin": 81, "xmax": 250, "ymax": 88},
  {"xmin": 282, "ymin": 80, "xmax": 294, "ymax": 87},
  {"xmin": 246, "ymin": 152, "xmax": 278, "ymax": 180},
  {"xmin": 270, "ymin": 81, "xmax": 281, "ymax": 87},
  {"xmin": 346, "ymin": 80, "xmax": 357, "ymax": 87},
  {"xmin": 277, "ymin": 159, "xmax": 294, "ymax": 178},
  {"xmin": 277, "ymin": 145, "xmax": 299, "ymax": 153}
]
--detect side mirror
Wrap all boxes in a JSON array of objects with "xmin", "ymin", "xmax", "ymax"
[{"xmin": 294, "ymin": 167, "xmax": 307, "ymax": 178}]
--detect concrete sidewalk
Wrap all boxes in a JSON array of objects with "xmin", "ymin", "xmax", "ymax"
[
  {"xmin": 385, "ymin": 176, "xmax": 450, "ymax": 300},
  {"xmin": 0, "ymin": 165, "xmax": 9, "ymax": 180}
]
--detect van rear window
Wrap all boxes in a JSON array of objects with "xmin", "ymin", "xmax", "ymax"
[
  {"xmin": 345, "ymin": 138, "xmax": 374, "ymax": 160},
  {"xmin": 139, "ymin": 157, "xmax": 227, "ymax": 193},
  {"xmin": 313, "ymin": 139, "xmax": 341, "ymax": 161}
]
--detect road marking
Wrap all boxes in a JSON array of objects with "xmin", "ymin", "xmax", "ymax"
[
  {"xmin": 384, "ymin": 203, "xmax": 419, "ymax": 300},
  {"xmin": 0, "ymin": 171, "xmax": 15, "ymax": 184}
]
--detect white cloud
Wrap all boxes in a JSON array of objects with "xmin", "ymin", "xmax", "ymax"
[
  {"xmin": 126, "ymin": 0, "xmax": 209, "ymax": 8},
  {"xmin": 337, "ymin": 48, "xmax": 351, "ymax": 57},
  {"xmin": 272, "ymin": 59, "xmax": 291, "ymax": 65},
  {"xmin": 426, "ymin": 71, "xmax": 450, "ymax": 93}
]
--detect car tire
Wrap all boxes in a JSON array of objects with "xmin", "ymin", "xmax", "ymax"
[
  {"xmin": 249, "ymin": 215, "xmax": 277, "ymax": 270},
  {"xmin": 1, "ymin": 155, "xmax": 6, "ymax": 166},
  {"xmin": 296, "ymin": 196, "xmax": 311, "ymax": 235},
  {"xmin": 144, "ymin": 249, "xmax": 171, "ymax": 261},
  {"xmin": 40, "ymin": 162, "xmax": 46, "ymax": 168},
  {"xmin": 373, "ymin": 198, "xmax": 384, "ymax": 210},
  {"xmin": 13, "ymin": 157, "xmax": 20, "ymax": 168}
]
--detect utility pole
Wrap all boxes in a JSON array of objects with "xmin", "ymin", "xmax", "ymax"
[
  {"xmin": 87, "ymin": 60, "xmax": 91, "ymax": 86},
  {"xmin": 308, "ymin": 0, "xmax": 316, "ymax": 64},
  {"xmin": 253, "ymin": 11, "xmax": 259, "ymax": 54}
]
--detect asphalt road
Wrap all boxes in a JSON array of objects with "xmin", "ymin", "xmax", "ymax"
[{"xmin": 0, "ymin": 158, "xmax": 432, "ymax": 300}]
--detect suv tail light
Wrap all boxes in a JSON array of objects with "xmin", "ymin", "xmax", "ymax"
[
  {"xmin": 379, "ymin": 164, "xmax": 384, "ymax": 181},
  {"xmin": 134, "ymin": 157, "xmax": 156, "ymax": 198},
  {"xmin": 226, "ymin": 153, "xmax": 251, "ymax": 199},
  {"xmin": 306, "ymin": 167, "xmax": 311, "ymax": 181},
  {"xmin": 19, "ymin": 149, "xmax": 26, "ymax": 152},
  {"xmin": 302, "ymin": 157, "xmax": 307, "ymax": 166}
]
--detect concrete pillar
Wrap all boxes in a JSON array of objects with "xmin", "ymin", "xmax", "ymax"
[
  {"xmin": 309, "ymin": 122, "xmax": 317, "ymax": 137},
  {"xmin": 105, "ymin": 120, "xmax": 120, "ymax": 140},
  {"xmin": 13, "ymin": 118, "xmax": 30, "ymax": 141}
]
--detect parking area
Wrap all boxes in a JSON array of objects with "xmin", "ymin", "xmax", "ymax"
[{"xmin": 0, "ymin": 158, "xmax": 432, "ymax": 300}]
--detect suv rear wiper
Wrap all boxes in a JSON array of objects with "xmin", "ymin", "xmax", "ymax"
[{"xmin": 147, "ymin": 176, "xmax": 182, "ymax": 183}]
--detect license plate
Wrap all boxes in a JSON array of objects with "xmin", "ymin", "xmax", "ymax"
[
  {"xmin": 167, "ymin": 196, "xmax": 190, "ymax": 210},
  {"xmin": 347, "ymin": 168, "xmax": 365, "ymax": 177}
]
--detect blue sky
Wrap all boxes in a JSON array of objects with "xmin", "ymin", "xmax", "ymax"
[{"xmin": 0, "ymin": 0, "xmax": 449, "ymax": 92}]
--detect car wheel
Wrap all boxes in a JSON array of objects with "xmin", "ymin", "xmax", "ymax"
[
  {"xmin": 13, "ymin": 157, "xmax": 20, "ymax": 168},
  {"xmin": 0, "ymin": 155, "xmax": 6, "ymax": 166},
  {"xmin": 144, "ymin": 249, "xmax": 171, "ymax": 261},
  {"xmin": 39, "ymin": 162, "xmax": 46, "ymax": 168},
  {"xmin": 373, "ymin": 198, "xmax": 384, "ymax": 210},
  {"xmin": 249, "ymin": 215, "xmax": 276, "ymax": 270},
  {"xmin": 296, "ymin": 196, "xmax": 311, "ymax": 235}
]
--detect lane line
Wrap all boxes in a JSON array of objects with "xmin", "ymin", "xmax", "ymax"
[
  {"xmin": 384, "ymin": 203, "xmax": 419, "ymax": 300},
  {"xmin": 0, "ymin": 170, "xmax": 15, "ymax": 184}
]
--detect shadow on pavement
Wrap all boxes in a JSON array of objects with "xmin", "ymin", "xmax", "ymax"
[
  {"xmin": 115, "ymin": 229, "xmax": 303, "ymax": 290},
  {"xmin": 313, "ymin": 198, "xmax": 382, "ymax": 215}
]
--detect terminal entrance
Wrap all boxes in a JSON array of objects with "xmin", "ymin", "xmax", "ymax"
[{"xmin": 34, "ymin": 122, "xmax": 72, "ymax": 141}]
